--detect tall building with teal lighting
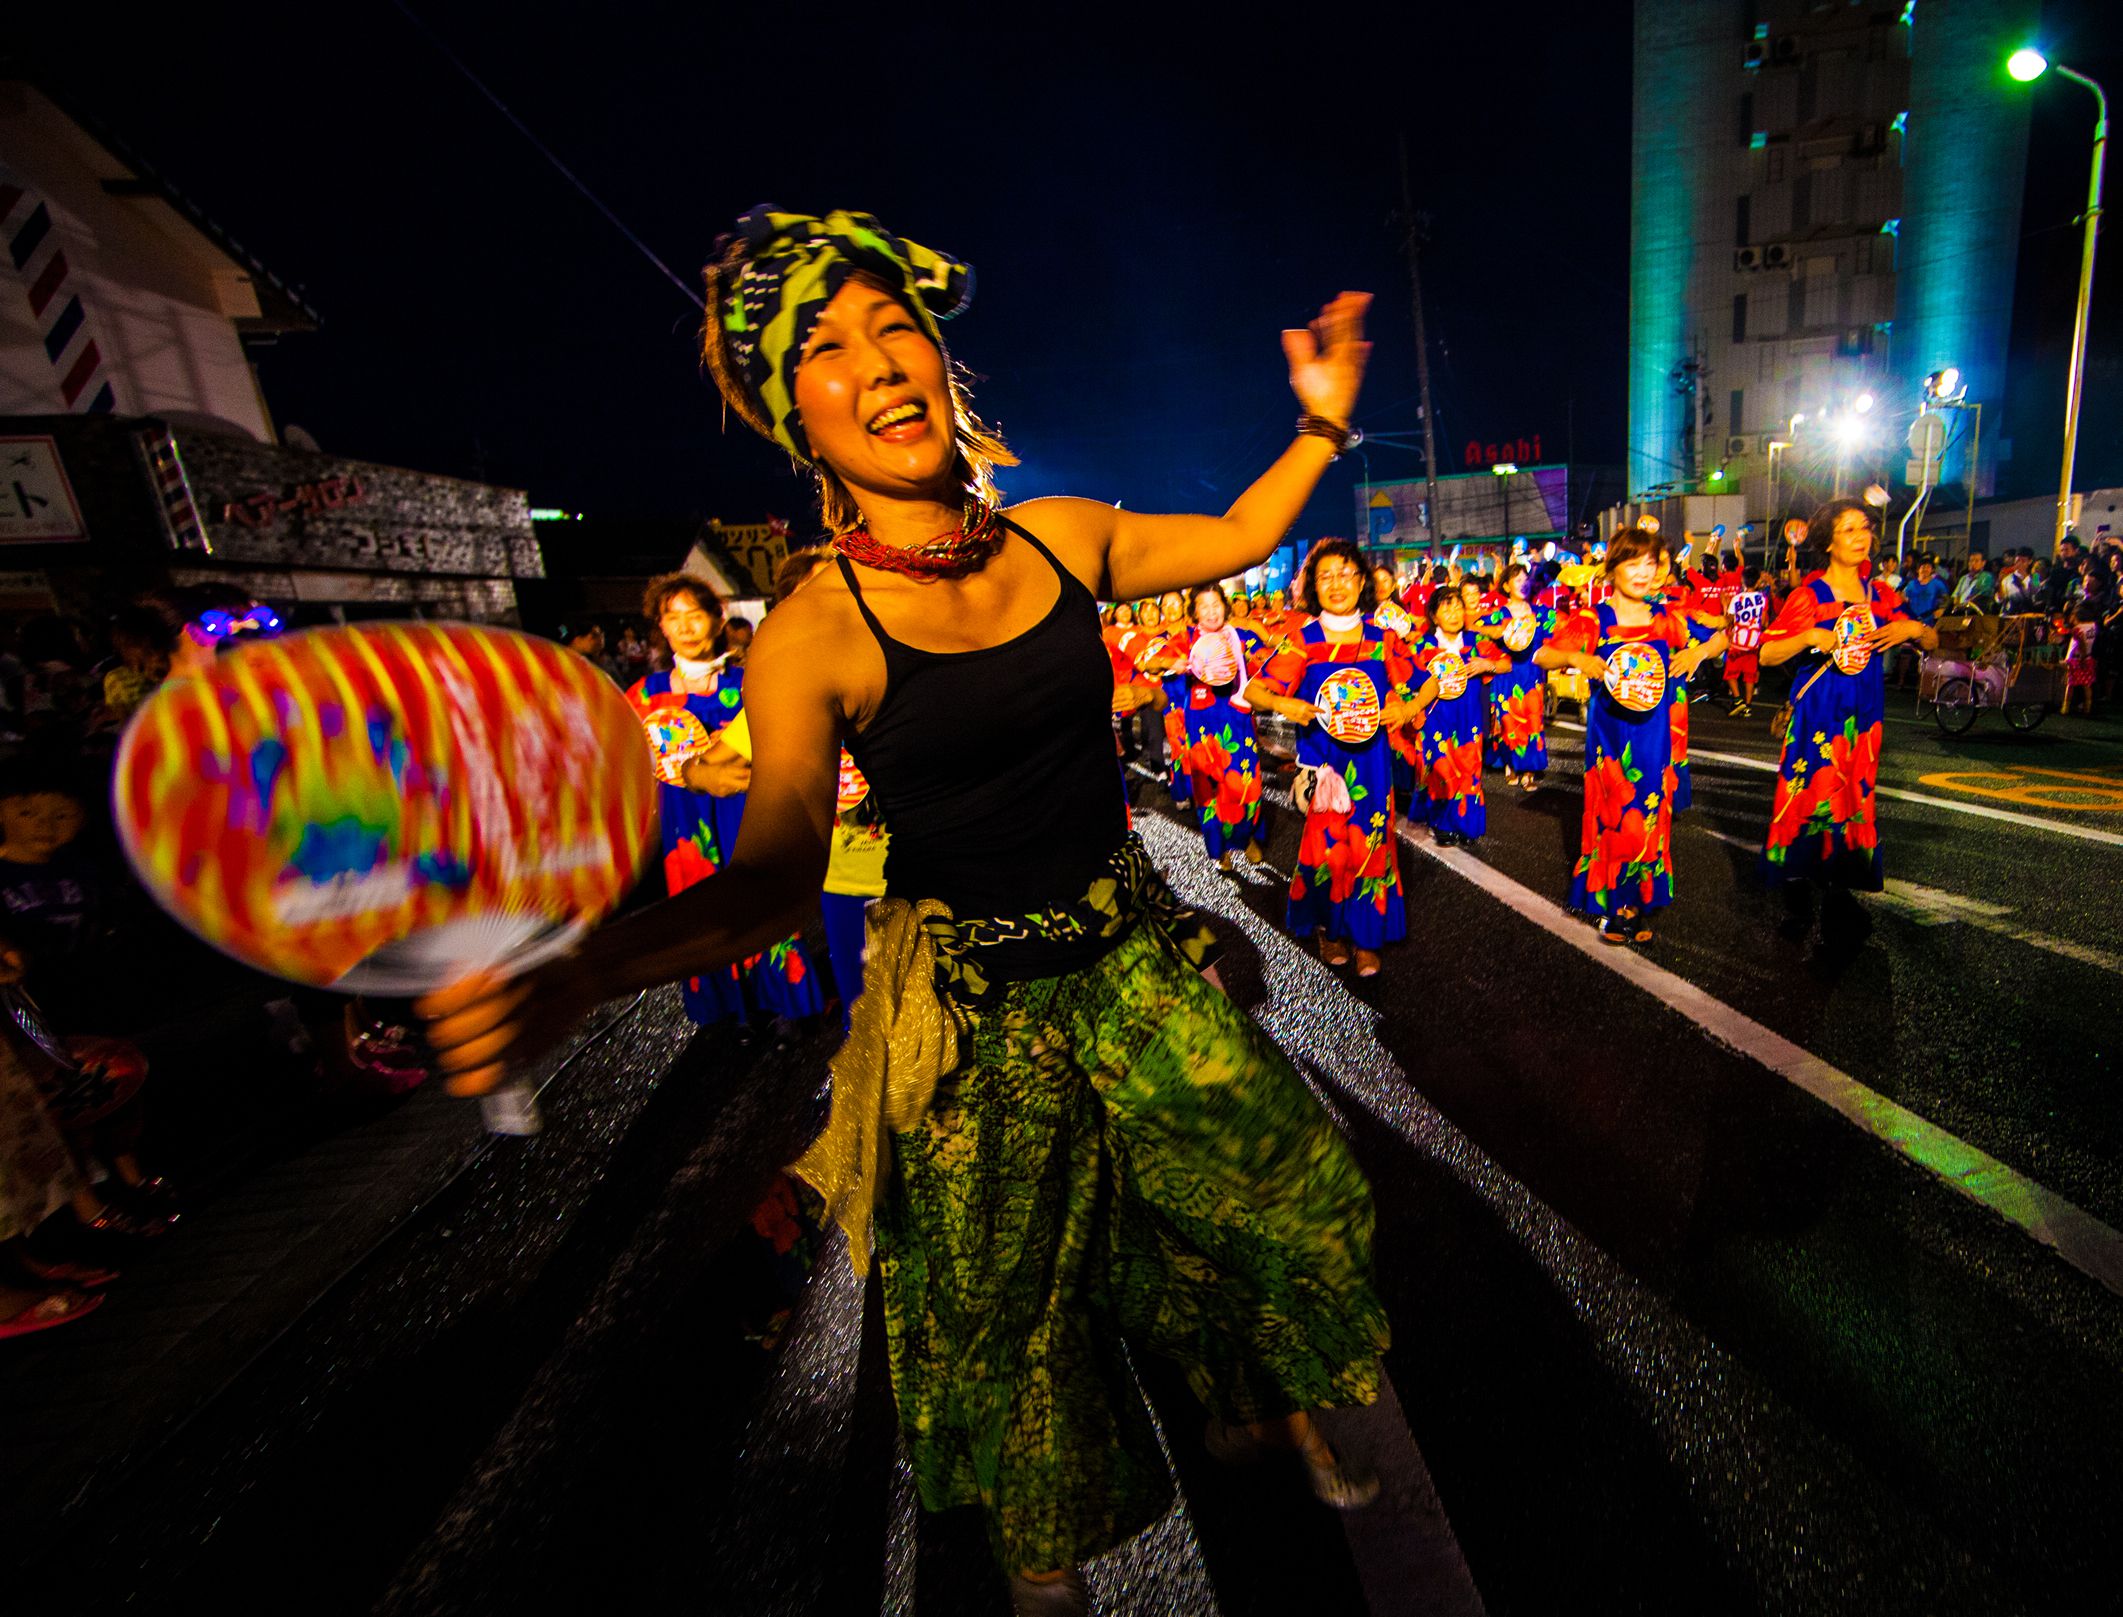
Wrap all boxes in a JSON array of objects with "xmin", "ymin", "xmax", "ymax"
[{"xmin": 1629, "ymin": 0, "xmax": 2036, "ymax": 525}]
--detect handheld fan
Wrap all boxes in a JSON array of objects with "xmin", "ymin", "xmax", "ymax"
[{"xmin": 114, "ymin": 623, "xmax": 657, "ymax": 1131}]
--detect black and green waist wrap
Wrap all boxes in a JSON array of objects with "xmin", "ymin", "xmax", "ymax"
[{"xmin": 920, "ymin": 834, "xmax": 1219, "ymax": 1008}]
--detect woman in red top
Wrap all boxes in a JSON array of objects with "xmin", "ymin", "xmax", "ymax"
[{"xmin": 1759, "ymin": 499, "xmax": 1935, "ymax": 930}]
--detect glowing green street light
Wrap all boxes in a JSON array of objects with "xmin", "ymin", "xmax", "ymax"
[{"xmin": 2006, "ymin": 44, "xmax": 2108, "ymax": 555}]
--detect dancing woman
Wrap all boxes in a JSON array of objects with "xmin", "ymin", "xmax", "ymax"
[
  {"xmin": 1759, "ymin": 498, "xmax": 1935, "ymax": 933},
  {"xmin": 1174, "ymin": 584, "xmax": 1269, "ymax": 869},
  {"xmin": 420, "ymin": 207, "xmax": 1389, "ymax": 1612},
  {"xmin": 1480, "ymin": 560, "xmax": 1554, "ymax": 791},
  {"xmin": 1535, "ymin": 527, "xmax": 1725, "ymax": 945},
  {"xmin": 1248, "ymin": 539, "xmax": 1417, "ymax": 977},
  {"xmin": 627, "ymin": 574, "xmax": 825, "ymax": 1024},
  {"xmin": 1405, "ymin": 584, "xmax": 1508, "ymax": 846}
]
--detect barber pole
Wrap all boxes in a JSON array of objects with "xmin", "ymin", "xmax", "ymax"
[{"xmin": 1, "ymin": 165, "xmax": 119, "ymax": 415}]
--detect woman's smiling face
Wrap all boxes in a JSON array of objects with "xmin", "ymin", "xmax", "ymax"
[
  {"xmin": 791, "ymin": 278, "xmax": 955, "ymax": 503},
  {"xmin": 1311, "ymin": 555, "xmax": 1364, "ymax": 616}
]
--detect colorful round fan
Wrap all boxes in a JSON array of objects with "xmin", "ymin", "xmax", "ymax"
[
  {"xmin": 1372, "ymin": 601, "xmax": 1414, "ymax": 638},
  {"xmin": 1315, "ymin": 666, "xmax": 1382, "ymax": 744},
  {"xmin": 1502, "ymin": 614, "xmax": 1536, "ymax": 653},
  {"xmin": 113, "ymin": 623, "xmax": 656, "ymax": 995},
  {"xmin": 1430, "ymin": 649, "xmax": 1470, "ymax": 701},
  {"xmin": 835, "ymin": 749, "xmax": 871, "ymax": 813},
  {"xmin": 641, "ymin": 705, "xmax": 714, "ymax": 787},
  {"xmin": 1603, "ymin": 641, "xmax": 1668, "ymax": 713},
  {"xmin": 1832, "ymin": 604, "xmax": 1877, "ymax": 674}
]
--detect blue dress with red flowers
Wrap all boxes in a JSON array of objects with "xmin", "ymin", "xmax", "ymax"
[
  {"xmin": 1171, "ymin": 624, "xmax": 1268, "ymax": 861},
  {"xmin": 627, "ymin": 669, "xmax": 824, "ymax": 1025},
  {"xmin": 1759, "ymin": 574, "xmax": 1907, "ymax": 891},
  {"xmin": 1410, "ymin": 629, "xmax": 1498, "ymax": 839},
  {"xmin": 1257, "ymin": 617, "xmax": 1412, "ymax": 949},
  {"xmin": 1551, "ymin": 603, "xmax": 1690, "ymax": 918},
  {"xmin": 1478, "ymin": 604, "xmax": 1554, "ymax": 777}
]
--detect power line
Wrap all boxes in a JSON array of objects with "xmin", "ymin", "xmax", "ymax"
[{"xmin": 387, "ymin": 0, "xmax": 704, "ymax": 311}]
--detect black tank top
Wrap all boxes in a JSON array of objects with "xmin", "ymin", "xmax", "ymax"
[{"xmin": 837, "ymin": 517, "xmax": 1127, "ymax": 915}]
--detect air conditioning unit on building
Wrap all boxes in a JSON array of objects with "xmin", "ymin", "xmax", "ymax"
[
  {"xmin": 1763, "ymin": 241, "xmax": 1792, "ymax": 269},
  {"xmin": 1726, "ymin": 436, "xmax": 1752, "ymax": 459},
  {"xmin": 1735, "ymin": 246, "xmax": 1762, "ymax": 271},
  {"xmin": 1772, "ymin": 35, "xmax": 1800, "ymax": 64}
]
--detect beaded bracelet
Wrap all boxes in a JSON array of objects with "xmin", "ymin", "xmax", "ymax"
[{"xmin": 1295, "ymin": 414, "xmax": 1358, "ymax": 455}]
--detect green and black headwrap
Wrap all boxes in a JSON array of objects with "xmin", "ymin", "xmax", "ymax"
[{"xmin": 718, "ymin": 204, "xmax": 975, "ymax": 462}]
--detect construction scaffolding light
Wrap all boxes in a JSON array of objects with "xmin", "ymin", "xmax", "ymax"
[{"xmin": 1925, "ymin": 366, "xmax": 1964, "ymax": 401}]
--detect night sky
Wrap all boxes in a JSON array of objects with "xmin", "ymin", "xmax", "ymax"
[{"xmin": 15, "ymin": 1, "xmax": 2121, "ymax": 545}]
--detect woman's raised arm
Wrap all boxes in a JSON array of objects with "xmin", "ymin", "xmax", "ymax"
[{"xmin": 1020, "ymin": 293, "xmax": 1374, "ymax": 601}]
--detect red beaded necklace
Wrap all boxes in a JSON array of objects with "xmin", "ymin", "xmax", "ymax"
[{"xmin": 832, "ymin": 503, "xmax": 1006, "ymax": 580}]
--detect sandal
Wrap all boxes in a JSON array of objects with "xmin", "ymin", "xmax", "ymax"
[
  {"xmin": 1291, "ymin": 1419, "xmax": 1381, "ymax": 1510},
  {"xmin": 1319, "ymin": 937, "xmax": 1352, "ymax": 969},
  {"xmin": 1206, "ymin": 1417, "xmax": 1381, "ymax": 1510},
  {"xmin": 1304, "ymin": 1443, "xmax": 1382, "ymax": 1510},
  {"xmin": 1596, "ymin": 914, "xmax": 1633, "ymax": 946},
  {"xmin": 117, "ymin": 1175, "xmax": 181, "ymax": 1209},
  {"xmin": 74, "ymin": 1204, "xmax": 177, "ymax": 1239},
  {"xmin": 9, "ymin": 1247, "xmax": 120, "ymax": 1289},
  {"xmin": 1354, "ymin": 948, "xmax": 1382, "ymax": 978},
  {"xmin": 0, "ymin": 1288, "xmax": 104, "ymax": 1341},
  {"xmin": 1245, "ymin": 841, "xmax": 1266, "ymax": 864},
  {"xmin": 1009, "ymin": 1569, "xmax": 1088, "ymax": 1616}
]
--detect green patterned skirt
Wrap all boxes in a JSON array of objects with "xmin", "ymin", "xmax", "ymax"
[{"xmin": 874, "ymin": 912, "xmax": 1389, "ymax": 1574}]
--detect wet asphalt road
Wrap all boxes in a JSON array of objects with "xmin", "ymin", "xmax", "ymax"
[{"xmin": 17, "ymin": 682, "xmax": 2123, "ymax": 1615}]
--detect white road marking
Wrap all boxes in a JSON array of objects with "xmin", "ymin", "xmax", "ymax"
[
  {"xmin": 1395, "ymin": 822, "xmax": 2123, "ymax": 1298},
  {"xmin": 1690, "ymin": 822, "xmax": 2123, "ymax": 977},
  {"xmin": 1875, "ymin": 878, "xmax": 2013, "ymax": 923},
  {"xmin": 1874, "ymin": 882, "xmax": 2123, "ymax": 975}
]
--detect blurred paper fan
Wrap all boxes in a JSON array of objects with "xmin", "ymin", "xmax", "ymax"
[{"xmin": 113, "ymin": 622, "xmax": 656, "ymax": 993}]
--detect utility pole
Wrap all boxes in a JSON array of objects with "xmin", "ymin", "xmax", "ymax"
[{"xmin": 1398, "ymin": 135, "xmax": 1443, "ymax": 554}]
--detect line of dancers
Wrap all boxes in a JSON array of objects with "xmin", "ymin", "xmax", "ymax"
[{"xmin": 1107, "ymin": 496, "xmax": 1929, "ymax": 959}]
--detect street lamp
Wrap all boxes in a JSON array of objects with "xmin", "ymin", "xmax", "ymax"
[
  {"xmin": 1492, "ymin": 461, "xmax": 1517, "ymax": 540},
  {"xmin": 1767, "ymin": 411, "xmax": 1805, "ymax": 526},
  {"xmin": 2008, "ymin": 45, "xmax": 2108, "ymax": 555},
  {"xmin": 1831, "ymin": 412, "xmax": 1871, "ymax": 498}
]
